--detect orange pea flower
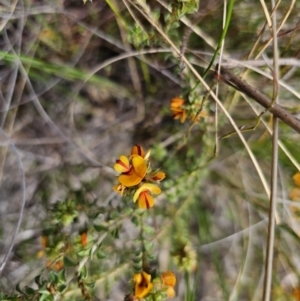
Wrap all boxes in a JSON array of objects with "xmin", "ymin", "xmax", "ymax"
[
  {"xmin": 134, "ymin": 271, "xmax": 153, "ymax": 299},
  {"xmin": 133, "ymin": 183, "xmax": 161, "ymax": 209},
  {"xmin": 161, "ymin": 271, "xmax": 176, "ymax": 298},
  {"xmin": 149, "ymin": 170, "xmax": 166, "ymax": 182},
  {"xmin": 131, "ymin": 145, "xmax": 150, "ymax": 159},
  {"xmin": 114, "ymin": 155, "xmax": 147, "ymax": 187},
  {"xmin": 37, "ymin": 235, "xmax": 48, "ymax": 258},
  {"xmin": 293, "ymin": 172, "xmax": 300, "ymax": 187},
  {"xmin": 114, "ymin": 155, "xmax": 131, "ymax": 173},
  {"xmin": 80, "ymin": 231, "xmax": 88, "ymax": 247},
  {"xmin": 170, "ymin": 97, "xmax": 187, "ymax": 123}
]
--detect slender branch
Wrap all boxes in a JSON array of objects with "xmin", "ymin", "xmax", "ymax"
[{"xmin": 215, "ymin": 64, "xmax": 300, "ymax": 134}]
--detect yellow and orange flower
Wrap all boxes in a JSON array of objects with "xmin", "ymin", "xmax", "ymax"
[
  {"xmin": 134, "ymin": 271, "xmax": 153, "ymax": 299},
  {"xmin": 293, "ymin": 172, "xmax": 300, "ymax": 187},
  {"xmin": 131, "ymin": 145, "xmax": 150, "ymax": 159},
  {"xmin": 170, "ymin": 97, "xmax": 187, "ymax": 123},
  {"xmin": 113, "ymin": 145, "xmax": 165, "ymax": 209},
  {"xmin": 37, "ymin": 235, "xmax": 48, "ymax": 258},
  {"xmin": 161, "ymin": 271, "xmax": 176, "ymax": 298},
  {"xmin": 133, "ymin": 183, "xmax": 161, "ymax": 209},
  {"xmin": 114, "ymin": 155, "xmax": 147, "ymax": 187},
  {"xmin": 148, "ymin": 170, "xmax": 166, "ymax": 182}
]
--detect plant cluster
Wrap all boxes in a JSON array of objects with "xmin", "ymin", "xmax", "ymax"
[
  {"xmin": 2, "ymin": 0, "xmax": 300, "ymax": 301},
  {"xmin": 113, "ymin": 145, "xmax": 165, "ymax": 209}
]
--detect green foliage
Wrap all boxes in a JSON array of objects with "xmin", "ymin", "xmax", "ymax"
[
  {"xmin": 2, "ymin": 1, "xmax": 300, "ymax": 301},
  {"xmin": 128, "ymin": 24, "xmax": 150, "ymax": 48}
]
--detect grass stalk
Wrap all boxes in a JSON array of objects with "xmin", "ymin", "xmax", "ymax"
[{"xmin": 262, "ymin": 1, "xmax": 280, "ymax": 300}]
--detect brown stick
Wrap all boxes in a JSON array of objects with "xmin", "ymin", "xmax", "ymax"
[{"xmin": 215, "ymin": 64, "xmax": 300, "ymax": 134}]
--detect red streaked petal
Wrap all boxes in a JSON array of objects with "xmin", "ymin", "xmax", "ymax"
[
  {"xmin": 131, "ymin": 145, "xmax": 145, "ymax": 158},
  {"xmin": 151, "ymin": 171, "xmax": 166, "ymax": 181},
  {"xmin": 133, "ymin": 183, "xmax": 161, "ymax": 202},
  {"xmin": 138, "ymin": 191, "xmax": 154, "ymax": 209},
  {"xmin": 114, "ymin": 155, "xmax": 130, "ymax": 173}
]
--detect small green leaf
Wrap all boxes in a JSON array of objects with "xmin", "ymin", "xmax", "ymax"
[
  {"xmin": 16, "ymin": 283, "xmax": 23, "ymax": 294},
  {"xmin": 143, "ymin": 224, "xmax": 155, "ymax": 235},
  {"xmin": 94, "ymin": 223, "xmax": 108, "ymax": 232},
  {"xmin": 58, "ymin": 269, "xmax": 66, "ymax": 282},
  {"xmin": 77, "ymin": 248, "xmax": 91, "ymax": 258},
  {"xmin": 123, "ymin": 208, "xmax": 134, "ymax": 215},
  {"xmin": 128, "ymin": 24, "xmax": 149, "ymax": 48},
  {"xmin": 148, "ymin": 252, "xmax": 156, "ymax": 261},
  {"xmin": 85, "ymin": 281, "xmax": 95, "ymax": 288},
  {"xmin": 133, "ymin": 263, "xmax": 142, "ymax": 271},
  {"xmin": 39, "ymin": 289, "xmax": 51, "ymax": 295},
  {"xmin": 131, "ymin": 216, "xmax": 139, "ymax": 226},
  {"xmin": 34, "ymin": 275, "xmax": 42, "ymax": 286},
  {"xmin": 110, "ymin": 211, "xmax": 119, "ymax": 219},
  {"xmin": 39, "ymin": 292, "xmax": 53, "ymax": 301},
  {"xmin": 24, "ymin": 286, "xmax": 35, "ymax": 295},
  {"xmin": 63, "ymin": 256, "xmax": 77, "ymax": 267},
  {"xmin": 96, "ymin": 249, "xmax": 107, "ymax": 259},
  {"xmin": 132, "ymin": 256, "xmax": 142, "ymax": 264},
  {"xmin": 79, "ymin": 265, "xmax": 88, "ymax": 279},
  {"xmin": 110, "ymin": 227, "xmax": 119, "ymax": 238},
  {"xmin": 49, "ymin": 271, "xmax": 58, "ymax": 284},
  {"xmin": 57, "ymin": 284, "xmax": 67, "ymax": 293}
]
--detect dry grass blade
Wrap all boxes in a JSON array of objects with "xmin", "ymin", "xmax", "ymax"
[{"xmin": 262, "ymin": 1, "xmax": 280, "ymax": 300}]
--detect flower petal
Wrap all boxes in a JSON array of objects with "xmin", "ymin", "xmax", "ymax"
[
  {"xmin": 114, "ymin": 155, "xmax": 130, "ymax": 173},
  {"xmin": 171, "ymin": 97, "xmax": 185, "ymax": 108},
  {"xmin": 134, "ymin": 273, "xmax": 142, "ymax": 285},
  {"xmin": 180, "ymin": 110, "xmax": 187, "ymax": 123},
  {"xmin": 119, "ymin": 170, "xmax": 142, "ymax": 187},
  {"xmin": 133, "ymin": 183, "xmax": 161, "ymax": 202},
  {"xmin": 161, "ymin": 271, "xmax": 176, "ymax": 287},
  {"xmin": 293, "ymin": 172, "xmax": 300, "ymax": 187},
  {"xmin": 134, "ymin": 271, "xmax": 153, "ymax": 299},
  {"xmin": 151, "ymin": 171, "xmax": 166, "ymax": 181},
  {"xmin": 142, "ymin": 271, "xmax": 151, "ymax": 283},
  {"xmin": 145, "ymin": 183, "xmax": 161, "ymax": 194},
  {"xmin": 138, "ymin": 192, "xmax": 154, "ymax": 209},
  {"xmin": 131, "ymin": 145, "xmax": 145, "ymax": 158},
  {"xmin": 135, "ymin": 282, "xmax": 153, "ymax": 299},
  {"xmin": 132, "ymin": 155, "xmax": 147, "ymax": 178},
  {"xmin": 166, "ymin": 287, "xmax": 175, "ymax": 298}
]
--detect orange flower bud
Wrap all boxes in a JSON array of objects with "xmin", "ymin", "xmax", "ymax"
[
  {"xmin": 161, "ymin": 271, "xmax": 176, "ymax": 287},
  {"xmin": 80, "ymin": 231, "xmax": 88, "ymax": 246},
  {"xmin": 131, "ymin": 145, "xmax": 145, "ymax": 158},
  {"xmin": 293, "ymin": 172, "xmax": 300, "ymax": 187}
]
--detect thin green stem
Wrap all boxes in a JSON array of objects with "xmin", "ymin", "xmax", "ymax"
[{"xmin": 202, "ymin": 0, "xmax": 235, "ymax": 78}]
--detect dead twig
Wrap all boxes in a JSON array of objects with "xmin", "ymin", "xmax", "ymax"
[{"xmin": 215, "ymin": 64, "xmax": 300, "ymax": 134}]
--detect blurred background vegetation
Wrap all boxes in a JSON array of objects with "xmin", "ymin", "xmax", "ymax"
[{"xmin": 1, "ymin": 0, "xmax": 300, "ymax": 300}]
